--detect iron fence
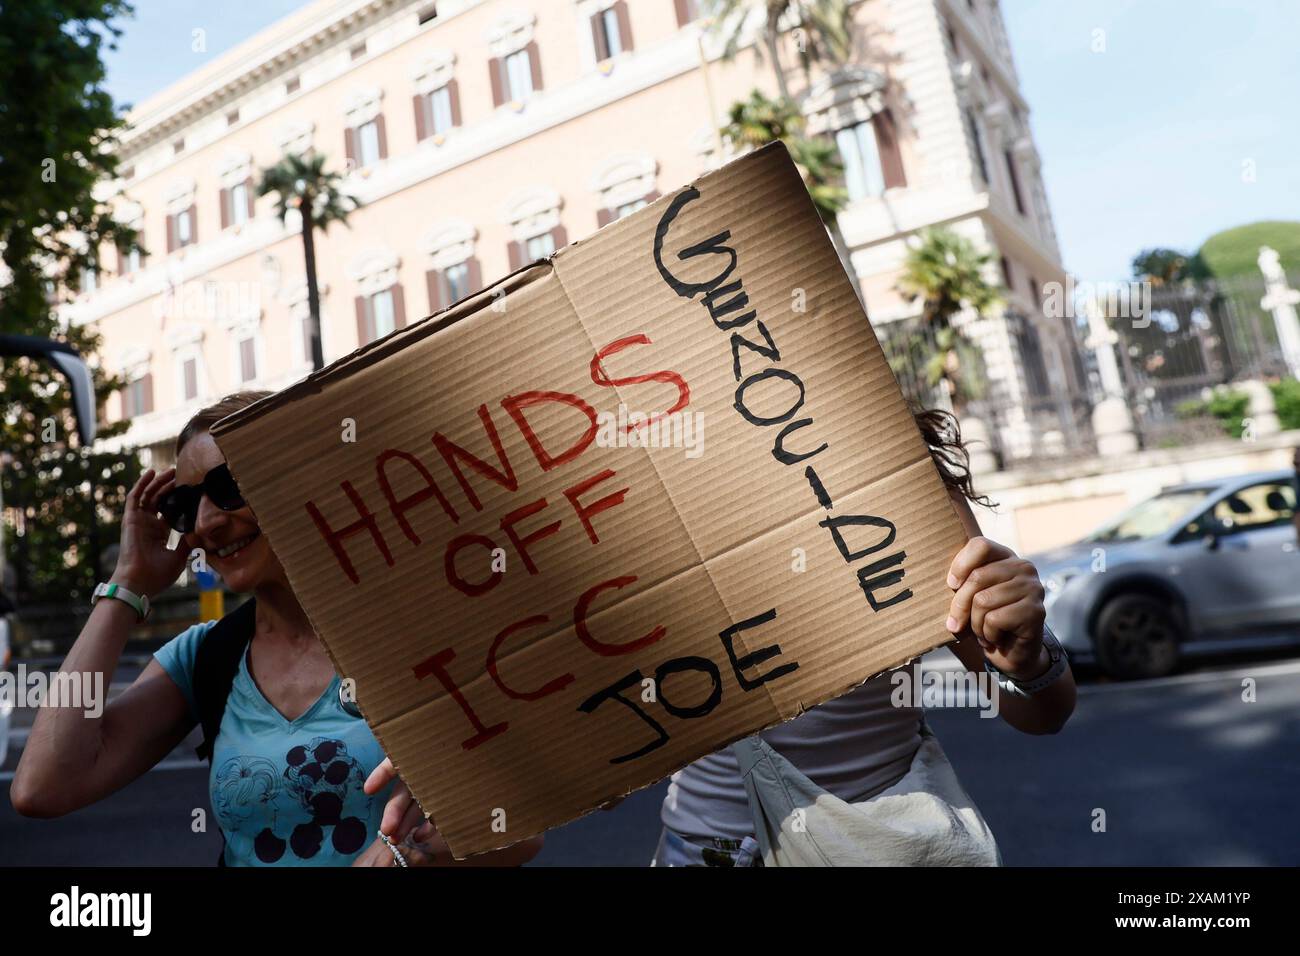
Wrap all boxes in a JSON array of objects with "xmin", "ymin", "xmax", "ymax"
[{"xmin": 875, "ymin": 271, "xmax": 1298, "ymax": 470}]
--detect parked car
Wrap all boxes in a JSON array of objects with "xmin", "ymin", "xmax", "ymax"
[{"xmin": 1030, "ymin": 469, "xmax": 1300, "ymax": 679}]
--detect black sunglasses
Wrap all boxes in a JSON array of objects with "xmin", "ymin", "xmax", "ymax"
[{"xmin": 157, "ymin": 463, "xmax": 246, "ymax": 533}]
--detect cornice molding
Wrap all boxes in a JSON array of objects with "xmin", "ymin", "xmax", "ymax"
[{"xmin": 118, "ymin": 0, "xmax": 408, "ymax": 157}]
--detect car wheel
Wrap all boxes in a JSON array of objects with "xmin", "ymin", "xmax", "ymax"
[{"xmin": 1094, "ymin": 593, "xmax": 1180, "ymax": 680}]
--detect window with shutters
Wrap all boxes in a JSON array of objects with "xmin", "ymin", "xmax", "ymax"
[
  {"xmin": 174, "ymin": 207, "xmax": 195, "ymax": 247},
  {"xmin": 371, "ymin": 289, "xmax": 396, "ymax": 338},
  {"xmin": 444, "ymin": 261, "xmax": 470, "ymax": 303},
  {"xmin": 229, "ymin": 180, "xmax": 250, "ymax": 227},
  {"xmin": 674, "ymin": 0, "xmax": 700, "ymax": 26},
  {"xmin": 356, "ymin": 119, "xmax": 382, "ymax": 167},
  {"xmin": 832, "ymin": 111, "xmax": 906, "ymax": 201},
  {"xmin": 1004, "ymin": 148, "xmax": 1027, "ymax": 215},
  {"xmin": 505, "ymin": 48, "xmax": 534, "ymax": 102},
  {"xmin": 504, "ymin": 186, "xmax": 562, "ymax": 268},
  {"xmin": 218, "ymin": 153, "xmax": 254, "ymax": 231},
  {"xmin": 118, "ymin": 242, "xmax": 142, "ymax": 276},
  {"xmin": 616, "ymin": 197, "xmax": 647, "ymax": 220},
  {"xmin": 1009, "ymin": 312, "xmax": 1051, "ymax": 399},
  {"xmin": 585, "ymin": 1, "xmax": 634, "ymax": 67},
  {"xmin": 592, "ymin": 153, "xmax": 658, "ymax": 226},
  {"xmin": 835, "ymin": 122, "xmax": 886, "ymax": 201},
  {"xmin": 123, "ymin": 374, "xmax": 153, "ymax": 419},
  {"xmin": 418, "ymin": 85, "xmax": 457, "ymax": 139},
  {"xmin": 599, "ymin": 7, "xmax": 623, "ymax": 57},
  {"xmin": 412, "ymin": 52, "xmax": 460, "ymax": 141},
  {"xmin": 237, "ymin": 335, "xmax": 258, "ymax": 383},
  {"xmin": 180, "ymin": 356, "xmax": 199, "ymax": 401},
  {"xmin": 488, "ymin": 12, "xmax": 540, "ymax": 108},
  {"xmin": 344, "ymin": 88, "xmax": 386, "ymax": 167},
  {"xmin": 430, "ymin": 86, "xmax": 454, "ymax": 134},
  {"xmin": 357, "ymin": 287, "xmax": 405, "ymax": 344},
  {"xmin": 349, "ymin": 248, "xmax": 401, "ymax": 344},
  {"xmin": 525, "ymin": 232, "xmax": 555, "ymax": 260},
  {"xmin": 422, "ymin": 219, "xmax": 480, "ymax": 312},
  {"xmin": 964, "ymin": 107, "xmax": 989, "ymax": 183}
]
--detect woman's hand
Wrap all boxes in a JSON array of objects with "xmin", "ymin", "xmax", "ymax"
[
  {"xmin": 354, "ymin": 757, "xmax": 543, "ymax": 866},
  {"xmin": 353, "ymin": 757, "xmax": 449, "ymax": 866},
  {"xmin": 945, "ymin": 536, "xmax": 1048, "ymax": 680},
  {"xmin": 112, "ymin": 468, "xmax": 190, "ymax": 599},
  {"xmin": 351, "ymin": 822, "xmax": 450, "ymax": 867}
]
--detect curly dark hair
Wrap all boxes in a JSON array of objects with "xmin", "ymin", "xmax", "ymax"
[{"xmin": 913, "ymin": 407, "xmax": 995, "ymax": 509}]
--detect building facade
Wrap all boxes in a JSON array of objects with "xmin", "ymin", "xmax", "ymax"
[{"xmin": 66, "ymin": 0, "xmax": 1073, "ymax": 468}]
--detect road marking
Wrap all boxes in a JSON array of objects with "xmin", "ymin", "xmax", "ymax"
[{"xmin": 1078, "ymin": 658, "xmax": 1300, "ymax": 695}]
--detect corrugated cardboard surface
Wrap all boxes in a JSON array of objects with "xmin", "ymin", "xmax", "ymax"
[{"xmin": 211, "ymin": 141, "xmax": 968, "ymax": 858}]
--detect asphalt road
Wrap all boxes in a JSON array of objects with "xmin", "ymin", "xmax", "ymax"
[{"xmin": 2, "ymin": 651, "xmax": 1297, "ymax": 866}]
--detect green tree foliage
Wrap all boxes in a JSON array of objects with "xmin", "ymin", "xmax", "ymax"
[
  {"xmin": 704, "ymin": 0, "xmax": 855, "ymax": 101},
  {"xmin": 719, "ymin": 89, "xmax": 848, "ymax": 225},
  {"xmin": 1130, "ymin": 247, "xmax": 1210, "ymax": 285},
  {"xmin": 0, "ymin": 0, "xmax": 142, "ymax": 604},
  {"xmin": 895, "ymin": 228, "xmax": 1002, "ymax": 409},
  {"xmin": 1268, "ymin": 378, "xmax": 1300, "ymax": 431},
  {"xmin": 1199, "ymin": 221, "xmax": 1300, "ymax": 280},
  {"xmin": 1175, "ymin": 387, "xmax": 1250, "ymax": 439}
]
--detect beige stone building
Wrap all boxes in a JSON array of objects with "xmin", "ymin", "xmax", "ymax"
[{"xmin": 67, "ymin": 0, "xmax": 1073, "ymax": 469}]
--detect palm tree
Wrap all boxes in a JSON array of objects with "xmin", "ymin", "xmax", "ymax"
[
  {"xmin": 720, "ymin": 90, "xmax": 857, "ymax": 296},
  {"xmin": 704, "ymin": 0, "xmax": 855, "ymax": 102},
  {"xmin": 258, "ymin": 153, "xmax": 360, "ymax": 371},
  {"xmin": 895, "ymin": 228, "xmax": 1002, "ymax": 410}
]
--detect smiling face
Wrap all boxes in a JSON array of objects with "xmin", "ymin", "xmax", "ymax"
[{"xmin": 176, "ymin": 430, "xmax": 283, "ymax": 593}]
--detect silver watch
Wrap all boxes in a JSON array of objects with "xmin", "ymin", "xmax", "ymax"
[{"xmin": 985, "ymin": 625, "xmax": 1068, "ymax": 697}]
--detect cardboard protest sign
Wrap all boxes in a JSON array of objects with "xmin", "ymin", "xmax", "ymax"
[{"xmin": 210, "ymin": 141, "xmax": 969, "ymax": 858}]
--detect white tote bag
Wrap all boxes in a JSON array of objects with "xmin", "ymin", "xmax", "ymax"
[{"xmin": 730, "ymin": 718, "xmax": 1001, "ymax": 867}]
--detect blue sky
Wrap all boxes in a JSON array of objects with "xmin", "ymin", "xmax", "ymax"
[
  {"xmin": 1003, "ymin": 0, "xmax": 1299, "ymax": 279},
  {"xmin": 102, "ymin": 1, "xmax": 1298, "ymax": 281}
]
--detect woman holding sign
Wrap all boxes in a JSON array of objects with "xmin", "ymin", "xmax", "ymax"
[
  {"xmin": 12, "ymin": 392, "xmax": 539, "ymax": 867},
  {"xmin": 653, "ymin": 409, "xmax": 1076, "ymax": 867}
]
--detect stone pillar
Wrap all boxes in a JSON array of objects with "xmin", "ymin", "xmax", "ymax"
[
  {"xmin": 1259, "ymin": 246, "xmax": 1300, "ymax": 378},
  {"xmin": 959, "ymin": 414, "xmax": 998, "ymax": 474},
  {"xmin": 1083, "ymin": 293, "xmax": 1138, "ymax": 454},
  {"xmin": 1239, "ymin": 379, "xmax": 1280, "ymax": 438}
]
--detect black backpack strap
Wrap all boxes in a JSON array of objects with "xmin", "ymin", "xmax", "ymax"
[{"xmin": 192, "ymin": 597, "xmax": 257, "ymax": 763}]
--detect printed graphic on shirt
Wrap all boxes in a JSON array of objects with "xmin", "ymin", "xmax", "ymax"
[{"xmin": 213, "ymin": 736, "xmax": 373, "ymax": 863}]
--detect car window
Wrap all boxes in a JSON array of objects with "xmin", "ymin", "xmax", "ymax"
[
  {"xmin": 1184, "ymin": 481, "xmax": 1296, "ymax": 538},
  {"xmin": 1090, "ymin": 488, "xmax": 1212, "ymax": 542}
]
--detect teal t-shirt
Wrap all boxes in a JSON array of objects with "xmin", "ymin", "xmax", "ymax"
[{"xmin": 155, "ymin": 621, "xmax": 395, "ymax": 866}]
